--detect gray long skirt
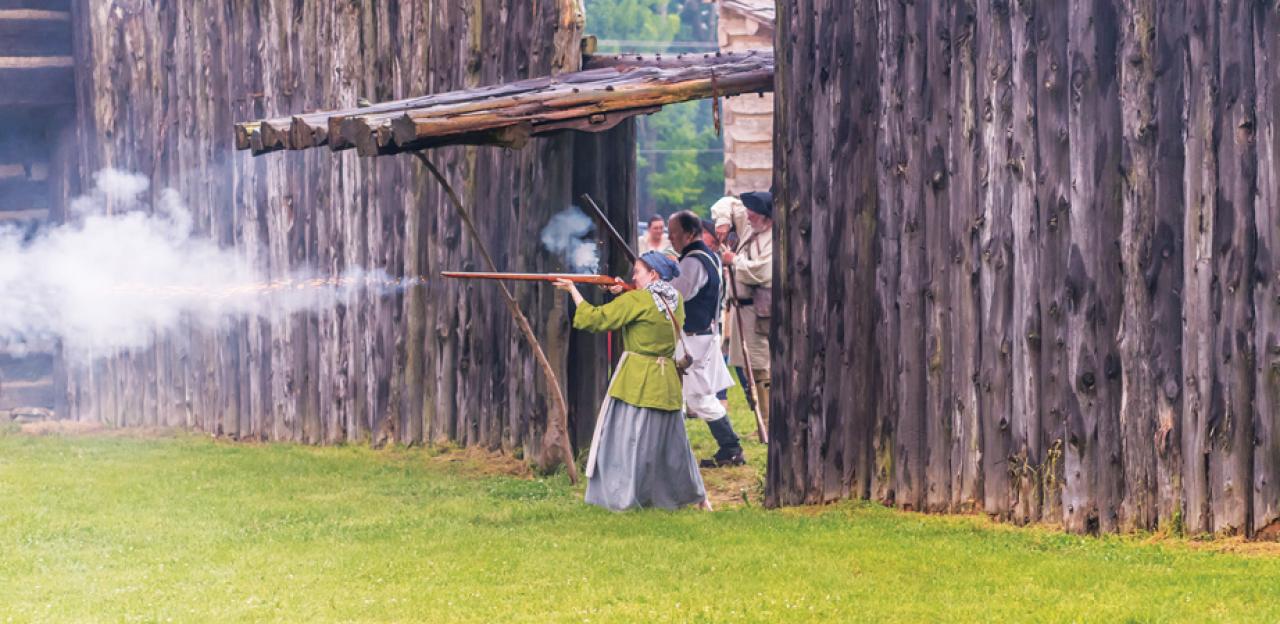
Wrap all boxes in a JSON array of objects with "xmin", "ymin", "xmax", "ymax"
[{"xmin": 584, "ymin": 398, "xmax": 707, "ymax": 511}]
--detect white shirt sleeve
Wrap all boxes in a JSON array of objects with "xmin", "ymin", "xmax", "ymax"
[
  {"xmin": 670, "ymin": 254, "xmax": 708, "ymax": 299},
  {"xmin": 710, "ymin": 196, "xmax": 749, "ymax": 234}
]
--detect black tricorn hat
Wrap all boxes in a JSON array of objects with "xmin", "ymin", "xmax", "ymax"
[{"xmin": 741, "ymin": 191, "xmax": 773, "ymax": 219}]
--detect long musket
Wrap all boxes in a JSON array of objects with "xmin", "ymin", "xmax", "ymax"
[
  {"xmin": 579, "ymin": 193, "xmax": 639, "ymax": 264},
  {"xmin": 441, "ymin": 271, "xmax": 634, "ymax": 290},
  {"xmin": 578, "ymin": 194, "xmax": 637, "ymax": 380},
  {"xmin": 725, "ymin": 266, "xmax": 769, "ymax": 444}
]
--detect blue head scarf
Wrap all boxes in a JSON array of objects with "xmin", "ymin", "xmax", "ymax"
[
  {"xmin": 638, "ymin": 251, "xmax": 681, "ymax": 320},
  {"xmin": 640, "ymin": 251, "xmax": 680, "ymax": 281}
]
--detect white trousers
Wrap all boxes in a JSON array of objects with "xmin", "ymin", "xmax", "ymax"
[{"xmin": 676, "ymin": 333, "xmax": 735, "ymax": 422}]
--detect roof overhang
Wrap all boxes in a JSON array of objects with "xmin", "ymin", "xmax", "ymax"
[{"xmin": 234, "ymin": 49, "xmax": 773, "ymax": 157}]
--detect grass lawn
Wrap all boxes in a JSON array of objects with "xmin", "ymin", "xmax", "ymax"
[{"xmin": 2, "ymin": 395, "xmax": 1279, "ymax": 622}]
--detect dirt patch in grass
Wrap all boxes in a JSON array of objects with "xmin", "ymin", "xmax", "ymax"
[
  {"xmin": 17, "ymin": 420, "xmax": 183, "ymax": 439},
  {"xmin": 419, "ymin": 444, "xmax": 535, "ymax": 480},
  {"xmin": 701, "ymin": 463, "xmax": 764, "ymax": 508},
  {"xmin": 1171, "ymin": 535, "xmax": 1280, "ymax": 557}
]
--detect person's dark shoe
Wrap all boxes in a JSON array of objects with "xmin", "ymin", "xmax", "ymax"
[{"xmin": 699, "ymin": 451, "xmax": 746, "ymax": 468}]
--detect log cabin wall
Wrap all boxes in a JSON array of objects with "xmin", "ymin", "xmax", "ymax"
[
  {"xmin": 716, "ymin": 0, "xmax": 774, "ymax": 195},
  {"xmin": 769, "ymin": 0, "xmax": 1280, "ymax": 537},
  {"xmin": 0, "ymin": 1, "xmax": 75, "ymax": 414},
  {"xmin": 58, "ymin": 1, "xmax": 634, "ymax": 461}
]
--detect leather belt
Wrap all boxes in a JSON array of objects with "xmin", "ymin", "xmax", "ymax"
[
  {"xmin": 686, "ymin": 328, "xmax": 715, "ymax": 337},
  {"xmin": 736, "ymin": 298, "xmax": 754, "ymax": 306}
]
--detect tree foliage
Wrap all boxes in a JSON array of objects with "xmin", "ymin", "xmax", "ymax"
[
  {"xmin": 583, "ymin": 0, "xmax": 680, "ymax": 43},
  {"xmin": 584, "ymin": 0, "xmax": 725, "ymax": 217}
]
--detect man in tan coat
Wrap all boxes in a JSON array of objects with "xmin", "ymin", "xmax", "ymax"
[{"xmin": 711, "ymin": 191, "xmax": 773, "ymax": 432}]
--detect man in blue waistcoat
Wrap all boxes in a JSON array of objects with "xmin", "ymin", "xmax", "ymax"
[{"xmin": 667, "ymin": 210, "xmax": 745, "ymax": 467}]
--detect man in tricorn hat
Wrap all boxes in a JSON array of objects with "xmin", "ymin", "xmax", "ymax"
[{"xmin": 712, "ymin": 191, "xmax": 774, "ymax": 435}]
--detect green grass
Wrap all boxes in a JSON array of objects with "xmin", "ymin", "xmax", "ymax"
[{"xmin": 2, "ymin": 407, "xmax": 1279, "ymax": 622}]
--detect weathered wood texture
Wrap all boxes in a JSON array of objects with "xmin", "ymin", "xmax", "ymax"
[
  {"xmin": 58, "ymin": 1, "xmax": 630, "ymax": 461},
  {"xmin": 0, "ymin": 10, "xmax": 70, "ymax": 409},
  {"xmin": 0, "ymin": 3, "xmax": 73, "ymax": 107},
  {"xmin": 771, "ymin": 0, "xmax": 1278, "ymax": 536},
  {"xmin": 233, "ymin": 50, "xmax": 772, "ymax": 157}
]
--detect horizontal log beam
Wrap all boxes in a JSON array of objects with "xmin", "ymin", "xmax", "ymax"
[
  {"xmin": 379, "ymin": 57, "xmax": 770, "ymax": 155},
  {"xmin": 0, "ymin": 1, "xmax": 69, "ymax": 9},
  {"xmin": 0, "ymin": 207, "xmax": 48, "ymax": 221},
  {"xmin": 0, "ymin": 377, "xmax": 56, "ymax": 410},
  {"xmin": 0, "ymin": 9, "xmax": 70, "ymax": 57},
  {"xmin": 234, "ymin": 49, "xmax": 773, "ymax": 156},
  {"xmin": 0, "ymin": 161, "xmax": 47, "ymax": 180},
  {"xmin": 0, "ymin": 58, "xmax": 72, "ymax": 105},
  {"xmin": 583, "ymin": 49, "xmax": 768, "ymax": 70}
]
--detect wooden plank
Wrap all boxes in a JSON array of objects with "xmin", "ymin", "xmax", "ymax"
[
  {"xmin": 1209, "ymin": 0, "xmax": 1257, "ymax": 536},
  {"xmin": 0, "ymin": 377, "xmax": 56, "ymax": 410},
  {"xmin": 583, "ymin": 49, "xmax": 768, "ymax": 70},
  {"xmin": 0, "ymin": 54, "xmax": 70, "ymax": 67},
  {"xmin": 948, "ymin": 0, "xmax": 982, "ymax": 513},
  {"xmin": 893, "ymin": 0, "xmax": 927, "ymax": 513},
  {"xmin": 871, "ymin": 0, "xmax": 904, "ymax": 506},
  {"xmin": 977, "ymin": 0, "xmax": 1015, "ymax": 520},
  {"xmin": 0, "ymin": 1, "xmax": 70, "ymax": 10},
  {"xmin": 0, "ymin": 207, "xmax": 47, "ymax": 221},
  {"xmin": 843, "ymin": 0, "xmax": 881, "ymax": 503},
  {"xmin": 1034, "ymin": 0, "xmax": 1071, "ymax": 526},
  {"xmin": 1064, "ymin": 0, "xmax": 1105, "ymax": 534},
  {"xmin": 0, "ymin": 8, "xmax": 67, "ymax": 19},
  {"xmin": 0, "ymin": 11, "xmax": 71, "ymax": 57},
  {"xmin": 1181, "ymin": 0, "xmax": 1219, "ymax": 535},
  {"xmin": 1151, "ymin": 0, "xmax": 1186, "ymax": 531},
  {"xmin": 1117, "ymin": 0, "xmax": 1160, "ymax": 532},
  {"xmin": 766, "ymin": 0, "xmax": 812, "ymax": 506},
  {"xmin": 921, "ymin": 0, "xmax": 953, "ymax": 513},
  {"xmin": 1092, "ymin": 0, "xmax": 1129, "ymax": 535},
  {"xmin": 1009, "ymin": 0, "xmax": 1042, "ymax": 524},
  {"xmin": 1253, "ymin": 0, "xmax": 1280, "ymax": 539}
]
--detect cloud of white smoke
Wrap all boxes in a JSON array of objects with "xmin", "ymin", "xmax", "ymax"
[
  {"xmin": 539, "ymin": 206, "xmax": 599, "ymax": 274},
  {"xmin": 0, "ymin": 169, "xmax": 407, "ymax": 362}
]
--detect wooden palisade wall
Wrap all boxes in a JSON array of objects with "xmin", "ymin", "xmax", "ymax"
[
  {"xmin": 0, "ymin": 0, "xmax": 75, "ymax": 413},
  {"xmin": 60, "ymin": 1, "xmax": 633, "ymax": 463},
  {"xmin": 770, "ymin": 0, "xmax": 1280, "ymax": 537}
]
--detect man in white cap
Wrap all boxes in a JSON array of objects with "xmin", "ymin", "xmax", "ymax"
[{"xmin": 712, "ymin": 191, "xmax": 773, "ymax": 433}]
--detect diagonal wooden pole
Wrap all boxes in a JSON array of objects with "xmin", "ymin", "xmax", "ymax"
[{"xmin": 412, "ymin": 151, "xmax": 579, "ymax": 485}]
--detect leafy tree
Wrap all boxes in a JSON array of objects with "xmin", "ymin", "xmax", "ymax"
[
  {"xmin": 584, "ymin": 0, "xmax": 681, "ymax": 45},
  {"xmin": 641, "ymin": 102, "xmax": 725, "ymax": 216},
  {"xmin": 583, "ymin": 0, "xmax": 725, "ymax": 218}
]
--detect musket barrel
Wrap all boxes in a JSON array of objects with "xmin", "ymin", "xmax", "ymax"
[{"xmin": 441, "ymin": 271, "xmax": 633, "ymax": 290}]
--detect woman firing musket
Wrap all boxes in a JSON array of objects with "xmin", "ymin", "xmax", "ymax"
[{"xmin": 553, "ymin": 251, "xmax": 711, "ymax": 512}]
